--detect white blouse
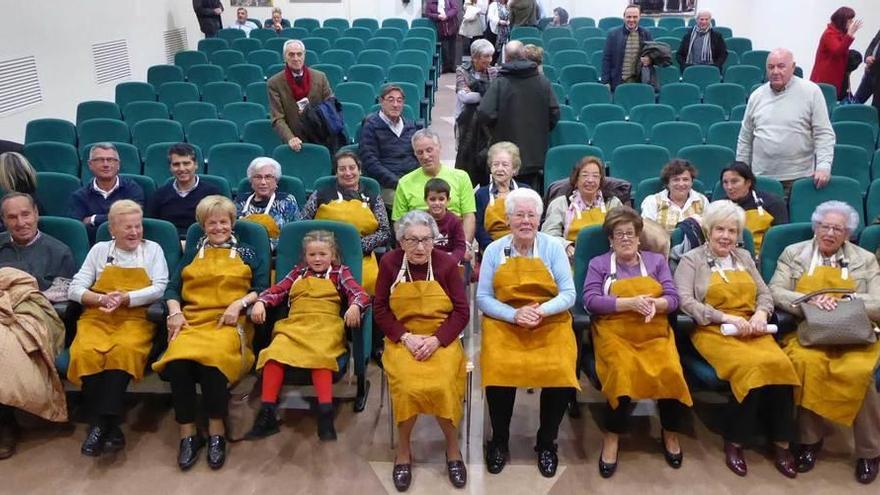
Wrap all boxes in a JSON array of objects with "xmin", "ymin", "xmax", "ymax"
[{"xmin": 68, "ymin": 240, "xmax": 169, "ymax": 307}]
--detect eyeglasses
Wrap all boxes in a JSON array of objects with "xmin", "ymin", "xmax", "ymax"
[
  {"xmin": 401, "ymin": 236, "xmax": 434, "ymax": 248},
  {"xmin": 817, "ymin": 223, "xmax": 847, "ymax": 234},
  {"xmin": 251, "ymin": 174, "xmax": 277, "ymax": 182},
  {"xmin": 612, "ymin": 231, "xmax": 637, "ymax": 240},
  {"xmin": 383, "ymin": 97, "xmax": 405, "ymax": 104},
  {"xmin": 90, "ymin": 157, "xmax": 119, "ymax": 163}
]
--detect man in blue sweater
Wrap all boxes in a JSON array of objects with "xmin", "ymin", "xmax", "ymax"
[
  {"xmin": 68, "ymin": 143, "xmax": 144, "ymax": 243},
  {"xmin": 358, "ymin": 84, "xmax": 420, "ymax": 207},
  {"xmin": 147, "ymin": 143, "xmax": 221, "ymax": 239}
]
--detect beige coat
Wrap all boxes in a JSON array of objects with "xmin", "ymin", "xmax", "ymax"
[
  {"xmin": 0, "ymin": 267, "xmax": 67, "ymax": 422},
  {"xmin": 267, "ymin": 68, "xmax": 332, "ymax": 143},
  {"xmin": 674, "ymin": 246, "xmax": 774, "ymax": 326}
]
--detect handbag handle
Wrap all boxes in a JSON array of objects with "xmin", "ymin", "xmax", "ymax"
[{"xmin": 791, "ymin": 287, "xmax": 855, "ymax": 306}]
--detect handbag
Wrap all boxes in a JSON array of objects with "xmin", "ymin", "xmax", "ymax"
[{"xmin": 792, "ymin": 288, "xmax": 878, "ymax": 347}]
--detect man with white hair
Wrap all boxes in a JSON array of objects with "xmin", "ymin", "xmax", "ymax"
[
  {"xmin": 267, "ymin": 39, "xmax": 332, "ymax": 152},
  {"xmin": 676, "ymin": 10, "xmax": 728, "ymax": 70},
  {"xmin": 736, "ymin": 48, "xmax": 836, "ymax": 197}
]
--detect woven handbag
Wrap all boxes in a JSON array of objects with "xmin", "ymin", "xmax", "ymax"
[{"xmin": 792, "ymin": 288, "xmax": 878, "ymax": 347}]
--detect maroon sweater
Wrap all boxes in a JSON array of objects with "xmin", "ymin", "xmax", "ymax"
[
  {"xmin": 432, "ymin": 210, "xmax": 467, "ymax": 264},
  {"xmin": 374, "ymin": 248, "xmax": 469, "ymax": 346}
]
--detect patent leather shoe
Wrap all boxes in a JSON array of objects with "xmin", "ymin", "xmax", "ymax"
[
  {"xmin": 177, "ymin": 435, "xmax": 205, "ymax": 471},
  {"xmin": 536, "ymin": 446, "xmax": 558, "ymax": 478},
  {"xmin": 392, "ymin": 463, "xmax": 412, "ymax": 492},
  {"xmin": 796, "ymin": 441, "xmax": 822, "ymax": 473},
  {"xmin": 446, "ymin": 454, "xmax": 466, "ymax": 488},
  {"xmin": 598, "ymin": 443, "xmax": 618, "ymax": 479},
  {"xmin": 723, "ymin": 442, "xmax": 747, "ymax": 477},
  {"xmin": 856, "ymin": 456, "xmax": 880, "ymax": 484},
  {"xmin": 81, "ymin": 425, "xmax": 107, "ymax": 457},
  {"xmin": 485, "ymin": 442, "xmax": 508, "ymax": 474},
  {"xmin": 661, "ymin": 430, "xmax": 683, "ymax": 469},
  {"xmin": 206, "ymin": 435, "xmax": 226, "ymax": 470},
  {"xmin": 774, "ymin": 445, "xmax": 797, "ymax": 479}
]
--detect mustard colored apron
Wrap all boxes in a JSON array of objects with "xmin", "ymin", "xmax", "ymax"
[
  {"xmin": 745, "ymin": 192, "xmax": 774, "ymax": 254},
  {"xmin": 241, "ymin": 193, "xmax": 281, "ymax": 240},
  {"xmin": 481, "ymin": 251, "xmax": 580, "ymax": 389},
  {"xmin": 256, "ymin": 274, "xmax": 346, "ymax": 371},
  {"xmin": 783, "ymin": 252, "xmax": 880, "ymax": 425},
  {"xmin": 68, "ymin": 265, "xmax": 155, "ymax": 386},
  {"xmin": 484, "ymin": 191, "xmax": 511, "ymax": 241},
  {"xmin": 657, "ymin": 197, "xmax": 704, "ymax": 233},
  {"xmin": 382, "ymin": 260, "xmax": 466, "ymax": 426},
  {"xmin": 565, "ymin": 201, "xmax": 607, "ymax": 243},
  {"xmin": 152, "ymin": 247, "xmax": 255, "ymax": 382},
  {"xmin": 315, "ymin": 194, "xmax": 380, "ymax": 295},
  {"xmin": 592, "ymin": 255, "xmax": 693, "ymax": 409}
]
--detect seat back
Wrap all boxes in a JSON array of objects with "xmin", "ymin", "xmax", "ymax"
[
  {"xmin": 25, "ymin": 118, "xmax": 77, "ymax": 146},
  {"xmin": 206, "ymin": 143, "xmax": 263, "ymax": 191},
  {"xmin": 35, "ymin": 172, "xmax": 82, "ymax": 217},
  {"xmin": 245, "ymin": 82, "xmax": 270, "ymax": 114},
  {"xmin": 789, "ymin": 177, "xmax": 865, "ymax": 229},
  {"xmin": 271, "ymin": 143, "xmax": 332, "ymax": 191},
  {"xmin": 242, "ymin": 120, "xmax": 283, "ymax": 155},
  {"xmin": 868, "ymin": 179, "xmax": 880, "ymax": 225},
  {"xmin": 740, "ymin": 50, "xmax": 770, "ymax": 69},
  {"xmin": 78, "ymin": 118, "xmax": 131, "ymax": 148},
  {"xmin": 658, "ymin": 83, "xmax": 701, "ymax": 114},
  {"xmin": 186, "ymin": 118, "xmax": 240, "ymax": 157},
  {"xmin": 678, "ymin": 104, "xmax": 726, "ymax": 138},
  {"xmin": 157, "ymin": 81, "xmax": 201, "ymax": 108},
  {"xmin": 131, "ymin": 119, "xmax": 185, "ymax": 154},
  {"xmin": 610, "ymin": 144, "xmax": 672, "ymax": 191},
  {"xmin": 202, "ymin": 81, "xmax": 244, "ymax": 109},
  {"xmin": 375, "ymin": 27, "xmax": 406, "ymax": 43},
  {"xmin": 549, "ymin": 121, "xmax": 589, "ymax": 148},
  {"xmin": 38, "ymin": 217, "xmax": 90, "ymax": 268},
  {"xmin": 115, "ymin": 82, "xmax": 157, "ymax": 110},
  {"xmin": 334, "ymin": 37, "xmax": 366, "ymax": 56},
  {"xmin": 334, "ymin": 82, "xmax": 377, "ymax": 115},
  {"xmin": 831, "ymin": 144, "xmax": 871, "ymax": 190},
  {"xmin": 579, "ymin": 104, "xmax": 626, "ymax": 137},
  {"xmin": 629, "ymin": 104, "xmax": 676, "ymax": 133},
  {"xmin": 122, "ymin": 101, "xmax": 170, "ymax": 127},
  {"xmin": 543, "ymin": 144, "xmax": 604, "ymax": 193},
  {"xmin": 649, "ymin": 121, "xmax": 704, "ymax": 156},
  {"xmin": 23, "ymin": 142, "xmax": 80, "ymax": 176},
  {"xmin": 860, "ymin": 224, "xmax": 880, "ymax": 254},
  {"xmin": 197, "ymin": 38, "xmax": 228, "ymax": 57},
  {"xmin": 706, "ymin": 121, "xmax": 742, "ymax": 151},
  {"xmin": 231, "ymin": 38, "xmax": 262, "ymax": 56},
  {"xmin": 703, "ymin": 83, "xmax": 746, "ymax": 117},
  {"xmin": 246, "ymin": 49, "xmax": 282, "ymax": 73},
  {"xmin": 226, "ymin": 64, "xmax": 265, "ymax": 88},
  {"xmin": 221, "ymin": 103, "xmax": 267, "ymax": 138},
  {"xmin": 210, "ymin": 50, "xmax": 246, "ymax": 73},
  {"xmin": 832, "ymin": 121, "xmax": 876, "ymax": 157},
  {"xmin": 723, "ymin": 65, "xmax": 764, "ymax": 94},
  {"xmin": 217, "ymin": 28, "xmax": 247, "ymax": 43},
  {"xmin": 760, "ymin": 223, "xmax": 814, "ymax": 282},
  {"xmin": 320, "ymin": 49, "xmax": 357, "ymax": 69},
  {"xmin": 568, "ymin": 82, "xmax": 611, "ymax": 112},
  {"xmin": 249, "ymin": 29, "xmax": 278, "ymax": 44},
  {"xmin": 612, "ymin": 83, "xmax": 656, "ymax": 114},
  {"xmin": 725, "ymin": 37, "xmax": 753, "ymax": 56},
  {"xmin": 365, "ymin": 36, "xmax": 399, "ymax": 54},
  {"xmin": 352, "ymin": 18, "xmax": 380, "ymax": 32},
  {"xmin": 681, "ymin": 65, "xmax": 721, "ymax": 93},
  {"xmin": 76, "ymin": 101, "xmax": 122, "ymax": 126},
  {"xmin": 832, "ymin": 105, "xmax": 879, "ymax": 135},
  {"xmin": 147, "ymin": 64, "xmax": 185, "ymax": 88},
  {"xmin": 551, "ymin": 49, "xmax": 589, "ymax": 68},
  {"xmin": 347, "ymin": 64, "xmax": 386, "ymax": 92},
  {"xmin": 591, "ymin": 122, "xmax": 646, "ymax": 162},
  {"xmin": 172, "ymin": 101, "xmax": 218, "ymax": 128},
  {"xmin": 185, "ymin": 64, "xmax": 225, "ymax": 92},
  {"xmin": 96, "ymin": 218, "xmax": 182, "ymax": 271}
]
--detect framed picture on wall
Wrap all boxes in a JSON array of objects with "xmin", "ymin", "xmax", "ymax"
[
  {"xmin": 630, "ymin": 0, "xmax": 698, "ymax": 15},
  {"xmin": 231, "ymin": 0, "xmax": 274, "ymax": 6}
]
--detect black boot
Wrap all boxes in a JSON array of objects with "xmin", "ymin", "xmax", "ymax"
[
  {"xmin": 245, "ymin": 403, "xmax": 279, "ymax": 440},
  {"xmin": 102, "ymin": 424, "xmax": 126, "ymax": 454},
  {"xmin": 81, "ymin": 425, "xmax": 107, "ymax": 457},
  {"xmin": 317, "ymin": 403, "xmax": 337, "ymax": 441}
]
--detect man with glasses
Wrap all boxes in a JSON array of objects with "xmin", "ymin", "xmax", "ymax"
[
  {"xmin": 147, "ymin": 143, "xmax": 221, "ymax": 239},
  {"xmin": 67, "ymin": 143, "xmax": 144, "ymax": 243},
  {"xmin": 359, "ymin": 84, "xmax": 420, "ymax": 207}
]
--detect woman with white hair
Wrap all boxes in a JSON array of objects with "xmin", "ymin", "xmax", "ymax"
[
  {"xmin": 477, "ymin": 188, "xmax": 578, "ymax": 479},
  {"xmin": 455, "ymin": 37, "xmax": 499, "ymax": 186},
  {"xmin": 675, "ymin": 200, "xmax": 800, "ymax": 478},
  {"xmin": 374, "ymin": 210, "xmax": 469, "ymax": 492},
  {"xmin": 769, "ymin": 200, "xmax": 880, "ymax": 484},
  {"xmin": 67, "ymin": 200, "xmax": 168, "ymax": 457},
  {"xmin": 474, "ymin": 141, "xmax": 531, "ymax": 251},
  {"xmin": 234, "ymin": 156, "xmax": 299, "ymax": 250}
]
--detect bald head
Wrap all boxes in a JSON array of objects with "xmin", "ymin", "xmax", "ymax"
[
  {"xmin": 766, "ymin": 48, "xmax": 796, "ymax": 91},
  {"xmin": 505, "ymin": 40, "xmax": 524, "ymax": 61}
]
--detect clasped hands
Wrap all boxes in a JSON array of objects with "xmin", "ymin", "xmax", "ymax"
[
  {"xmin": 96, "ymin": 291, "xmax": 129, "ymax": 313},
  {"xmin": 622, "ymin": 295, "xmax": 658, "ymax": 323},
  {"xmin": 514, "ymin": 303, "xmax": 544, "ymax": 329},
  {"xmin": 806, "ymin": 293, "xmax": 839, "ymax": 312},
  {"xmin": 403, "ymin": 333, "xmax": 440, "ymax": 361}
]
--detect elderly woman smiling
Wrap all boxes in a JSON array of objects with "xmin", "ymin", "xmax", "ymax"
[
  {"xmin": 770, "ymin": 201, "xmax": 880, "ymax": 485},
  {"xmin": 641, "ymin": 160, "xmax": 710, "ymax": 233},
  {"xmin": 478, "ymin": 188, "xmax": 578, "ymax": 479},
  {"xmin": 234, "ymin": 156, "xmax": 299, "ymax": 249},
  {"xmin": 374, "ymin": 210, "xmax": 469, "ymax": 492},
  {"xmin": 474, "ymin": 141, "xmax": 530, "ymax": 252},
  {"xmin": 675, "ymin": 200, "xmax": 800, "ymax": 478}
]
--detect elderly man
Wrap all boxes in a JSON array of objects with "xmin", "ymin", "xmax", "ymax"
[
  {"xmin": 147, "ymin": 143, "xmax": 221, "ymax": 239},
  {"xmin": 359, "ymin": 84, "xmax": 420, "ymax": 206},
  {"xmin": 736, "ymin": 48, "xmax": 836, "ymax": 196},
  {"xmin": 192, "ymin": 0, "xmax": 223, "ymax": 38},
  {"xmin": 392, "ymin": 129, "xmax": 476, "ymax": 253},
  {"xmin": 602, "ymin": 5, "xmax": 654, "ymax": 91},
  {"xmin": 267, "ymin": 39, "xmax": 332, "ymax": 152},
  {"xmin": 478, "ymin": 40, "xmax": 559, "ymax": 191},
  {"xmin": 67, "ymin": 143, "xmax": 144, "ymax": 243},
  {"xmin": 230, "ymin": 7, "xmax": 259, "ymax": 36},
  {"xmin": 676, "ymin": 11, "xmax": 728, "ymax": 70}
]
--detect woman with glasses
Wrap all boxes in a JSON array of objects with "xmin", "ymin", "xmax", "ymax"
[
  {"xmin": 234, "ymin": 157, "xmax": 299, "ymax": 250},
  {"xmin": 374, "ymin": 210, "xmax": 469, "ymax": 492},
  {"xmin": 477, "ymin": 188, "xmax": 577, "ymax": 479}
]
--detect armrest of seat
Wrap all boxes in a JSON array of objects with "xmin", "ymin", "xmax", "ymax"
[
  {"xmin": 53, "ymin": 301, "xmax": 82, "ymax": 322},
  {"xmin": 571, "ymin": 306, "xmax": 592, "ymax": 344},
  {"xmin": 672, "ymin": 312, "xmax": 696, "ymax": 335},
  {"xmin": 771, "ymin": 310, "xmax": 798, "ymax": 337},
  {"xmin": 146, "ymin": 301, "xmax": 168, "ymax": 324}
]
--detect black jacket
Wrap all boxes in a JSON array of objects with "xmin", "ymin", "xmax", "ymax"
[
  {"xmin": 477, "ymin": 60, "xmax": 560, "ymax": 176},
  {"xmin": 676, "ymin": 29, "xmax": 728, "ymax": 70},
  {"xmin": 193, "ymin": 0, "xmax": 223, "ymax": 37},
  {"xmin": 602, "ymin": 26, "xmax": 653, "ymax": 90}
]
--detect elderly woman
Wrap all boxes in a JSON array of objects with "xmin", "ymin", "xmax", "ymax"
[
  {"xmin": 584, "ymin": 207, "xmax": 693, "ymax": 478},
  {"xmin": 374, "ymin": 210, "xmax": 469, "ymax": 492},
  {"xmin": 455, "ymin": 38, "xmax": 499, "ymax": 187},
  {"xmin": 542, "ymin": 156, "xmax": 622, "ymax": 257},
  {"xmin": 67, "ymin": 200, "xmax": 168, "ymax": 457},
  {"xmin": 718, "ymin": 162, "xmax": 788, "ymax": 254},
  {"xmin": 475, "ymin": 142, "xmax": 530, "ymax": 252},
  {"xmin": 769, "ymin": 201, "xmax": 880, "ymax": 485},
  {"xmin": 675, "ymin": 200, "xmax": 800, "ymax": 478},
  {"xmin": 234, "ymin": 156, "xmax": 298, "ymax": 250},
  {"xmin": 152, "ymin": 195, "xmax": 269, "ymax": 471},
  {"xmin": 299, "ymin": 151, "xmax": 390, "ymax": 295},
  {"xmin": 641, "ymin": 160, "xmax": 710, "ymax": 234},
  {"xmin": 478, "ymin": 188, "xmax": 578, "ymax": 478}
]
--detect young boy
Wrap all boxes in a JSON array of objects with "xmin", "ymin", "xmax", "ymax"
[{"xmin": 424, "ymin": 178, "xmax": 467, "ymax": 264}]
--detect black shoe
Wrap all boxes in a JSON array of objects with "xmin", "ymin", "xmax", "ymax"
[
  {"xmin": 103, "ymin": 425, "xmax": 125, "ymax": 454},
  {"xmin": 446, "ymin": 453, "xmax": 467, "ymax": 488},
  {"xmin": 536, "ymin": 445, "xmax": 559, "ymax": 478},
  {"xmin": 856, "ymin": 456, "xmax": 880, "ymax": 484},
  {"xmin": 317, "ymin": 403, "xmax": 337, "ymax": 441},
  {"xmin": 796, "ymin": 441, "xmax": 822, "ymax": 473},
  {"xmin": 599, "ymin": 442, "xmax": 618, "ymax": 479},
  {"xmin": 81, "ymin": 425, "xmax": 106, "ymax": 457},
  {"xmin": 773, "ymin": 445, "xmax": 797, "ymax": 479},
  {"xmin": 206, "ymin": 435, "xmax": 227, "ymax": 470},
  {"xmin": 245, "ymin": 403, "xmax": 279, "ymax": 440},
  {"xmin": 177, "ymin": 435, "xmax": 205, "ymax": 471},
  {"xmin": 0, "ymin": 420, "xmax": 19, "ymax": 460},
  {"xmin": 392, "ymin": 463, "xmax": 412, "ymax": 492},
  {"xmin": 661, "ymin": 430, "xmax": 683, "ymax": 469},
  {"xmin": 485, "ymin": 442, "xmax": 508, "ymax": 474}
]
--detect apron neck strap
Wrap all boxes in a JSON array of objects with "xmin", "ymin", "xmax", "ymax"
[
  {"xmin": 706, "ymin": 245, "xmax": 737, "ymax": 283},
  {"xmin": 244, "ymin": 192, "xmax": 276, "ymax": 214},
  {"xmin": 501, "ymin": 236, "xmax": 539, "ymax": 264},
  {"xmin": 808, "ymin": 241, "xmax": 849, "ymax": 279},
  {"xmin": 107, "ymin": 240, "xmax": 144, "ymax": 266},
  {"xmin": 391, "ymin": 254, "xmax": 433, "ymax": 291},
  {"xmin": 751, "ymin": 190, "xmax": 766, "ymax": 215},
  {"xmin": 604, "ymin": 252, "xmax": 647, "ymax": 295}
]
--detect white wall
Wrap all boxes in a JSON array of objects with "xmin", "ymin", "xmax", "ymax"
[{"xmin": 2, "ymin": 1, "xmax": 878, "ymax": 142}]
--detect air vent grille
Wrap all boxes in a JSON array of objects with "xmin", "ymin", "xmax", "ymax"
[
  {"xmin": 0, "ymin": 56, "xmax": 43, "ymax": 116},
  {"xmin": 164, "ymin": 28, "xmax": 188, "ymax": 64},
  {"xmin": 92, "ymin": 39, "xmax": 132, "ymax": 84}
]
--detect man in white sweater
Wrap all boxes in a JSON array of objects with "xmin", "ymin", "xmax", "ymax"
[{"xmin": 736, "ymin": 48, "xmax": 835, "ymax": 196}]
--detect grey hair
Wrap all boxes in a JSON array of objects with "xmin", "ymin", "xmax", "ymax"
[
  {"xmin": 505, "ymin": 40, "xmax": 524, "ymax": 61},
  {"xmin": 394, "ymin": 210, "xmax": 440, "ymax": 241},
  {"xmin": 696, "ymin": 10, "xmax": 712, "ymax": 19},
  {"xmin": 88, "ymin": 142, "xmax": 119, "ymax": 160},
  {"xmin": 504, "ymin": 188, "xmax": 544, "ymax": 218},
  {"xmin": 411, "ymin": 128, "xmax": 441, "ymax": 148},
  {"xmin": 701, "ymin": 200, "xmax": 745, "ymax": 234},
  {"xmin": 283, "ymin": 39, "xmax": 305, "ymax": 54},
  {"xmin": 470, "ymin": 38, "xmax": 495, "ymax": 57},
  {"xmin": 247, "ymin": 157, "xmax": 282, "ymax": 179},
  {"xmin": 811, "ymin": 200, "xmax": 859, "ymax": 233}
]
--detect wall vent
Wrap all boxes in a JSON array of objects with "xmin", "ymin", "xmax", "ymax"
[
  {"xmin": 164, "ymin": 28, "xmax": 188, "ymax": 64},
  {"xmin": 0, "ymin": 56, "xmax": 43, "ymax": 116},
  {"xmin": 92, "ymin": 39, "xmax": 132, "ymax": 84}
]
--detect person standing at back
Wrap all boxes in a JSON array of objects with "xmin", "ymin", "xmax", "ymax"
[
  {"xmin": 509, "ymin": 0, "xmax": 538, "ymax": 27},
  {"xmin": 602, "ymin": 5, "xmax": 654, "ymax": 91},
  {"xmin": 676, "ymin": 10, "xmax": 727, "ymax": 70},
  {"xmin": 810, "ymin": 7, "xmax": 862, "ymax": 100},
  {"xmin": 425, "ymin": 0, "xmax": 462, "ymax": 74},
  {"xmin": 193, "ymin": 0, "xmax": 223, "ymax": 38}
]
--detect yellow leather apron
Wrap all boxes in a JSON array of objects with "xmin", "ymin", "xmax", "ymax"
[
  {"xmin": 565, "ymin": 200, "xmax": 607, "ymax": 243},
  {"xmin": 256, "ymin": 274, "xmax": 346, "ymax": 371},
  {"xmin": 744, "ymin": 192, "xmax": 774, "ymax": 254},
  {"xmin": 657, "ymin": 196, "xmax": 704, "ymax": 233},
  {"xmin": 481, "ymin": 249, "xmax": 580, "ymax": 389},
  {"xmin": 381, "ymin": 260, "xmax": 466, "ymax": 426},
  {"xmin": 241, "ymin": 193, "xmax": 281, "ymax": 239},
  {"xmin": 68, "ymin": 264, "xmax": 155, "ymax": 386},
  {"xmin": 484, "ymin": 191, "xmax": 511, "ymax": 241},
  {"xmin": 783, "ymin": 251, "xmax": 880, "ymax": 425},
  {"xmin": 592, "ymin": 254, "xmax": 693, "ymax": 409},
  {"xmin": 315, "ymin": 194, "xmax": 380, "ymax": 295},
  {"xmin": 152, "ymin": 247, "xmax": 255, "ymax": 382},
  {"xmin": 691, "ymin": 268, "xmax": 799, "ymax": 402}
]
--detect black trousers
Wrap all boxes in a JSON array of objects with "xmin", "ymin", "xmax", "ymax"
[
  {"xmin": 605, "ymin": 397, "xmax": 687, "ymax": 434},
  {"xmin": 164, "ymin": 360, "xmax": 229, "ymax": 424},
  {"xmin": 440, "ymin": 35, "xmax": 458, "ymax": 73},
  {"xmin": 725, "ymin": 385, "xmax": 795, "ymax": 445},
  {"xmin": 0, "ymin": 404, "xmax": 14, "ymax": 424},
  {"xmin": 81, "ymin": 370, "xmax": 132, "ymax": 425},
  {"xmin": 486, "ymin": 386, "xmax": 572, "ymax": 450}
]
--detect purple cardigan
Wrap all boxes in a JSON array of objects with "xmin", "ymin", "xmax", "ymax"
[
  {"xmin": 583, "ymin": 250, "xmax": 679, "ymax": 314},
  {"xmin": 424, "ymin": 0, "xmax": 460, "ymax": 38}
]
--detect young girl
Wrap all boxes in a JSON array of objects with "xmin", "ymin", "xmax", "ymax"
[{"xmin": 247, "ymin": 230, "xmax": 370, "ymax": 441}]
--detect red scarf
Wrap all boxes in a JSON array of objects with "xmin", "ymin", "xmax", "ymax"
[{"xmin": 284, "ymin": 65, "xmax": 312, "ymax": 101}]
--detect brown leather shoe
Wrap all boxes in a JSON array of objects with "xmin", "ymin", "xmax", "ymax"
[
  {"xmin": 0, "ymin": 421, "xmax": 18, "ymax": 460},
  {"xmin": 724, "ymin": 442, "xmax": 747, "ymax": 477},
  {"xmin": 774, "ymin": 446, "xmax": 797, "ymax": 479},
  {"xmin": 796, "ymin": 441, "xmax": 822, "ymax": 473},
  {"xmin": 856, "ymin": 456, "xmax": 880, "ymax": 485}
]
